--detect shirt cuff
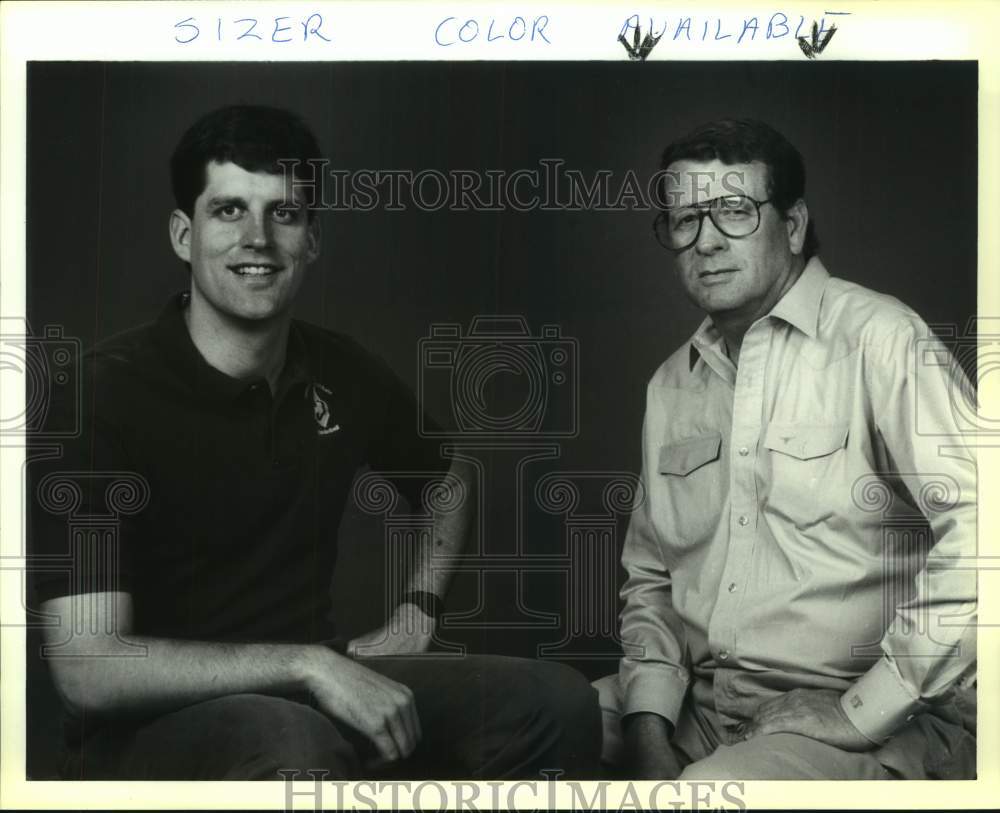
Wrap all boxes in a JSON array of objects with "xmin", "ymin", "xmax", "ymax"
[
  {"xmin": 621, "ymin": 666, "xmax": 689, "ymax": 728},
  {"xmin": 840, "ymin": 657, "xmax": 925, "ymax": 745}
]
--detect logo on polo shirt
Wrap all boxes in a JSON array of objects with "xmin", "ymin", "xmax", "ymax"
[{"xmin": 311, "ymin": 382, "xmax": 340, "ymax": 435}]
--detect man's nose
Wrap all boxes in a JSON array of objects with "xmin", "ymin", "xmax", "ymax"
[
  {"xmin": 694, "ymin": 214, "xmax": 727, "ymax": 254},
  {"xmin": 242, "ymin": 212, "xmax": 273, "ymax": 248}
]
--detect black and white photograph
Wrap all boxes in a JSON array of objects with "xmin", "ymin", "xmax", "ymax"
[{"xmin": 1, "ymin": 3, "xmax": 996, "ymax": 810}]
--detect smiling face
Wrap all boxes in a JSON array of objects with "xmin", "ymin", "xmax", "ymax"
[
  {"xmin": 169, "ymin": 160, "xmax": 319, "ymax": 326},
  {"xmin": 664, "ymin": 159, "xmax": 807, "ymax": 324}
]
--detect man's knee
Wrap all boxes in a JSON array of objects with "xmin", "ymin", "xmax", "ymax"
[
  {"xmin": 476, "ymin": 656, "xmax": 601, "ymax": 775},
  {"xmin": 678, "ymin": 734, "xmax": 803, "ymax": 782},
  {"xmin": 677, "ymin": 733, "xmax": 888, "ymax": 781},
  {"xmin": 523, "ymin": 660, "xmax": 602, "ymax": 737},
  {"xmin": 155, "ymin": 694, "xmax": 359, "ymax": 780},
  {"xmin": 250, "ymin": 695, "xmax": 358, "ymax": 778},
  {"xmin": 520, "ymin": 659, "xmax": 603, "ymax": 775},
  {"xmin": 677, "ymin": 752, "xmax": 740, "ymax": 782}
]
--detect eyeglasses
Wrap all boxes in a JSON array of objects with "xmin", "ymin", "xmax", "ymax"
[{"xmin": 653, "ymin": 195, "xmax": 774, "ymax": 251}]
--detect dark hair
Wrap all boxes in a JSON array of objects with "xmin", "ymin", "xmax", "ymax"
[
  {"xmin": 170, "ymin": 105, "xmax": 324, "ymax": 218},
  {"xmin": 660, "ymin": 118, "xmax": 819, "ymax": 260}
]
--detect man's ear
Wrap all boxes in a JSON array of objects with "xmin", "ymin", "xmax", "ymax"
[
  {"xmin": 169, "ymin": 209, "xmax": 192, "ymax": 263},
  {"xmin": 306, "ymin": 215, "xmax": 321, "ymax": 264},
  {"xmin": 786, "ymin": 199, "xmax": 809, "ymax": 256}
]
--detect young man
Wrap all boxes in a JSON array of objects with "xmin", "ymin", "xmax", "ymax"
[
  {"xmin": 29, "ymin": 105, "xmax": 600, "ymax": 780},
  {"xmin": 598, "ymin": 119, "xmax": 977, "ymax": 780}
]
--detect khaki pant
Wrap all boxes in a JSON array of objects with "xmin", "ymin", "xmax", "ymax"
[{"xmin": 594, "ymin": 674, "xmax": 976, "ymax": 780}]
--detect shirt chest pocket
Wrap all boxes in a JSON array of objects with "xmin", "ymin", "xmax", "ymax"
[
  {"xmin": 655, "ymin": 432, "xmax": 723, "ymax": 550},
  {"xmin": 762, "ymin": 422, "xmax": 849, "ymax": 528}
]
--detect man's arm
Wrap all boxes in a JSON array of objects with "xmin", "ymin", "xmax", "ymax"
[
  {"xmin": 618, "ymin": 411, "xmax": 692, "ymax": 777},
  {"xmin": 623, "ymin": 713, "xmax": 683, "ymax": 780},
  {"xmin": 841, "ymin": 320, "xmax": 977, "ymax": 741},
  {"xmin": 746, "ymin": 318, "xmax": 977, "ymax": 748},
  {"xmin": 42, "ymin": 591, "xmax": 421, "ymax": 762},
  {"xmin": 618, "ymin": 492, "xmax": 689, "ymax": 778},
  {"xmin": 347, "ymin": 458, "xmax": 474, "ymax": 656}
]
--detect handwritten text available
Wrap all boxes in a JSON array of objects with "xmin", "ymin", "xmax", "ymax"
[{"xmin": 619, "ymin": 12, "xmax": 841, "ymax": 46}]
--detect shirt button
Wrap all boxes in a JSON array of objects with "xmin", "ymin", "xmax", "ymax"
[
  {"xmin": 738, "ymin": 446, "xmax": 749, "ymax": 456},
  {"xmin": 719, "ymin": 650, "xmax": 729, "ymax": 661},
  {"xmin": 738, "ymin": 515, "xmax": 749, "ymax": 526},
  {"xmin": 728, "ymin": 582, "xmax": 737, "ymax": 593}
]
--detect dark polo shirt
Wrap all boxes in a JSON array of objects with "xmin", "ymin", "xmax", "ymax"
[{"xmin": 29, "ymin": 293, "xmax": 448, "ymax": 644}]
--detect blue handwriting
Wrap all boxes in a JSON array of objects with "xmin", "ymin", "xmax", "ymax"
[
  {"xmin": 619, "ymin": 12, "xmax": 839, "ymax": 45},
  {"xmin": 434, "ymin": 15, "xmax": 550, "ymax": 46},
  {"xmin": 174, "ymin": 13, "xmax": 331, "ymax": 44}
]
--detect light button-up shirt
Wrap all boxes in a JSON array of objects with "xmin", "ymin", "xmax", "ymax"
[{"xmin": 618, "ymin": 258, "xmax": 977, "ymax": 746}]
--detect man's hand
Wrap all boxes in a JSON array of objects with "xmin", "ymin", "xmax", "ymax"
[
  {"xmin": 623, "ymin": 712, "xmax": 684, "ymax": 779},
  {"xmin": 347, "ymin": 603, "xmax": 436, "ymax": 658},
  {"xmin": 300, "ymin": 646, "xmax": 421, "ymax": 763},
  {"xmin": 742, "ymin": 688, "xmax": 874, "ymax": 751}
]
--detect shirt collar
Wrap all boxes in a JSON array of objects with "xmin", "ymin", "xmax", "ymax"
[
  {"xmin": 768, "ymin": 256, "xmax": 829, "ymax": 340},
  {"xmin": 690, "ymin": 316, "xmax": 721, "ymax": 368},
  {"xmin": 688, "ymin": 317, "xmax": 732, "ymax": 378},
  {"xmin": 688, "ymin": 256, "xmax": 830, "ymax": 372},
  {"xmin": 153, "ymin": 292, "xmax": 314, "ymax": 403}
]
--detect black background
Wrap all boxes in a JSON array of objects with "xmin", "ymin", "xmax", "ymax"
[{"xmin": 26, "ymin": 60, "xmax": 977, "ymax": 774}]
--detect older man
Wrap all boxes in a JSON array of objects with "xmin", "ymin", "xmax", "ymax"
[
  {"xmin": 598, "ymin": 119, "xmax": 977, "ymax": 780},
  {"xmin": 29, "ymin": 104, "xmax": 600, "ymax": 780}
]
